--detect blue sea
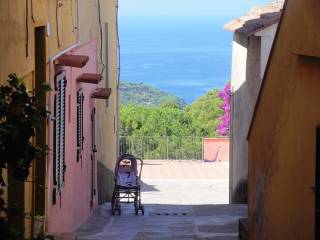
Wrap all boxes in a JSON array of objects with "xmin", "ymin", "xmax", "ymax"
[{"xmin": 119, "ymin": 16, "xmax": 233, "ymax": 104}]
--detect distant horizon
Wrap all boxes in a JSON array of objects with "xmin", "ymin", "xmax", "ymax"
[
  {"xmin": 119, "ymin": 16, "xmax": 232, "ymax": 103},
  {"xmin": 119, "ymin": 0, "xmax": 271, "ymax": 17}
]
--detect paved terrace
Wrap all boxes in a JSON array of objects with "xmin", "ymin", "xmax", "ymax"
[
  {"xmin": 141, "ymin": 160, "xmax": 229, "ymax": 205},
  {"xmin": 78, "ymin": 160, "xmax": 247, "ymax": 240}
]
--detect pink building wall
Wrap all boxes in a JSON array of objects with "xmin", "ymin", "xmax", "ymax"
[
  {"xmin": 47, "ymin": 40, "xmax": 99, "ymax": 233},
  {"xmin": 203, "ymin": 138, "xmax": 229, "ymax": 162}
]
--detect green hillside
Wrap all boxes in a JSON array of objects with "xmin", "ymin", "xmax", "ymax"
[{"xmin": 120, "ymin": 81, "xmax": 185, "ymax": 107}]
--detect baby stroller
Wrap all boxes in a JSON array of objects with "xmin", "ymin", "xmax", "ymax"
[{"xmin": 111, "ymin": 154, "xmax": 144, "ymax": 215}]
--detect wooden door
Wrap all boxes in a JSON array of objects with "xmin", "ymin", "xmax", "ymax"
[{"xmin": 316, "ymin": 127, "xmax": 320, "ymax": 240}]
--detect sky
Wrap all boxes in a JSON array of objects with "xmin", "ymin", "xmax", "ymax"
[{"xmin": 119, "ymin": 0, "xmax": 271, "ymax": 17}]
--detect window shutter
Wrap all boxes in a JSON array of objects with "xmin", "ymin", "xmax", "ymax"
[
  {"xmin": 54, "ymin": 71, "xmax": 67, "ymax": 197},
  {"xmin": 77, "ymin": 90, "xmax": 84, "ymax": 162}
]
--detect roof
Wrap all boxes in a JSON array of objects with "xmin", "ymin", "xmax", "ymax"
[{"xmin": 224, "ymin": 1, "xmax": 284, "ymax": 36}]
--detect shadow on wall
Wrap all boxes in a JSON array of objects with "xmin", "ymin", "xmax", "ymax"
[
  {"xmin": 97, "ymin": 162, "xmax": 115, "ymax": 203},
  {"xmin": 230, "ymin": 29, "xmax": 262, "ymax": 204},
  {"xmin": 232, "ymin": 178, "xmax": 248, "ymax": 204}
]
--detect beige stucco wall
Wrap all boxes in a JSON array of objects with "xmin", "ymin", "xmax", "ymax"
[{"xmin": 230, "ymin": 25, "xmax": 277, "ymax": 203}]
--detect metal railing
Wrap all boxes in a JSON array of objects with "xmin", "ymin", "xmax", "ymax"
[{"xmin": 119, "ymin": 136, "xmax": 203, "ymax": 160}]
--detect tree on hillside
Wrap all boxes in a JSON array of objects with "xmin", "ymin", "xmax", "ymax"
[
  {"xmin": 185, "ymin": 89, "xmax": 223, "ymax": 137},
  {"xmin": 119, "ymin": 88, "xmax": 225, "ymax": 159},
  {"xmin": 120, "ymin": 81, "xmax": 185, "ymax": 107}
]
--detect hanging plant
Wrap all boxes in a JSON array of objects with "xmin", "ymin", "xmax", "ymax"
[{"xmin": 0, "ymin": 74, "xmax": 51, "ymax": 239}]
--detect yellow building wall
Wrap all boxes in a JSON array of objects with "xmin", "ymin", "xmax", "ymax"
[
  {"xmin": 99, "ymin": 0, "xmax": 119, "ymax": 202},
  {"xmin": 248, "ymin": 0, "xmax": 320, "ymax": 239},
  {"xmin": 0, "ymin": 0, "xmax": 77, "ymax": 82},
  {"xmin": 0, "ymin": 1, "xmax": 77, "ymax": 238},
  {"xmin": 0, "ymin": 0, "xmax": 119, "ymax": 236}
]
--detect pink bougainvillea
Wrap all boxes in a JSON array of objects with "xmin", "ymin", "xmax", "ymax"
[{"xmin": 217, "ymin": 83, "xmax": 231, "ymax": 136}]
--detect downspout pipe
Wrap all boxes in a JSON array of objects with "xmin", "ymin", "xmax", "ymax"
[{"xmin": 115, "ymin": 0, "xmax": 120, "ymax": 158}]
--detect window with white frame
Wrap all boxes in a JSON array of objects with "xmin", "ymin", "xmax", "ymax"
[{"xmin": 54, "ymin": 71, "xmax": 67, "ymax": 196}]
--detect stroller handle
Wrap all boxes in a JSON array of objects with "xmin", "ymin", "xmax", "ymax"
[{"xmin": 136, "ymin": 158, "xmax": 144, "ymax": 181}]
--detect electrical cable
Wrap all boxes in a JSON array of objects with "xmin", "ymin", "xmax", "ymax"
[
  {"xmin": 115, "ymin": 0, "xmax": 121, "ymax": 89},
  {"xmin": 71, "ymin": 0, "xmax": 75, "ymax": 32},
  {"xmin": 56, "ymin": 0, "xmax": 62, "ymax": 47},
  {"xmin": 26, "ymin": 0, "xmax": 29, "ymax": 57},
  {"xmin": 97, "ymin": 0, "xmax": 106, "ymax": 75},
  {"xmin": 31, "ymin": 0, "xmax": 36, "ymax": 23},
  {"xmin": 115, "ymin": 0, "xmax": 121, "ymax": 155}
]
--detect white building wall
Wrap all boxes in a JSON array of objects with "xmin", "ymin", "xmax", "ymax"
[{"xmin": 230, "ymin": 24, "xmax": 278, "ymax": 203}]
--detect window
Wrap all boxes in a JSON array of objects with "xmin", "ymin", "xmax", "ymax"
[
  {"xmin": 54, "ymin": 71, "xmax": 67, "ymax": 196},
  {"xmin": 77, "ymin": 89, "xmax": 84, "ymax": 163}
]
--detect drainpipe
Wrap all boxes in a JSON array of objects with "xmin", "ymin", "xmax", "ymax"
[
  {"xmin": 115, "ymin": 0, "xmax": 120, "ymax": 158},
  {"xmin": 44, "ymin": 0, "xmax": 80, "ymax": 233}
]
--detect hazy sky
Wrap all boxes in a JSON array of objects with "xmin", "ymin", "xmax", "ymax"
[{"xmin": 119, "ymin": 0, "xmax": 271, "ymax": 17}]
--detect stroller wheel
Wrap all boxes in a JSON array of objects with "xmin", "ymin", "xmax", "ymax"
[
  {"xmin": 111, "ymin": 198, "xmax": 117, "ymax": 215},
  {"xmin": 118, "ymin": 205, "xmax": 122, "ymax": 216},
  {"xmin": 112, "ymin": 207, "xmax": 116, "ymax": 216},
  {"xmin": 134, "ymin": 203, "xmax": 139, "ymax": 215},
  {"xmin": 140, "ymin": 205, "xmax": 145, "ymax": 216},
  {"xmin": 134, "ymin": 198, "xmax": 139, "ymax": 215}
]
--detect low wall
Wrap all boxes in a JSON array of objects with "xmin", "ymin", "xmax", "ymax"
[{"xmin": 203, "ymin": 138, "xmax": 229, "ymax": 162}]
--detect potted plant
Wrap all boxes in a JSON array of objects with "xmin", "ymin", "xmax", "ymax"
[{"xmin": 0, "ymin": 74, "xmax": 51, "ymax": 239}]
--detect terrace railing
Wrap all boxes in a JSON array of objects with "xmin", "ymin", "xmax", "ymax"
[{"xmin": 119, "ymin": 136, "xmax": 203, "ymax": 160}]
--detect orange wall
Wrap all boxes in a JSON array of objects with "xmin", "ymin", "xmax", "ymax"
[{"xmin": 248, "ymin": 0, "xmax": 320, "ymax": 239}]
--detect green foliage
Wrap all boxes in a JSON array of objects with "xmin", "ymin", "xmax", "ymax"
[
  {"xmin": 185, "ymin": 89, "xmax": 223, "ymax": 137},
  {"xmin": 120, "ymin": 88, "xmax": 223, "ymax": 159},
  {"xmin": 120, "ymin": 81, "xmax": 185, "ymax": 108},
  {"xmin": 120, "ymin": 88, "xmax": 222, "ymax": 137},
  {"xmin": 0, "ymin": 74, "xmax": 50, "ymax": 240},
  {"xmin": 120, "ymin": 87, "xmax": 223, "ymax": 159},
  {"xmin": 120, "ymin": 104, "xmax": 193, "ymax": 137}
]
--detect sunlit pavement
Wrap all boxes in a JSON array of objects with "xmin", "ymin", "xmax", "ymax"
[
  {"xmin": 142, "ymin": 160, "xmax": 229, "ymax": 205},
  {"xmin": 78, "ymin": 161, "xmax": 246, "ymax": 239},
  {"xmin": 142, "ymin": 179, "xmax": 228, "ymax": 205}
]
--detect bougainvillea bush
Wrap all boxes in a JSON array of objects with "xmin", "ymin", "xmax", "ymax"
[{"xmin": 216, "ymin": 83, "xmax": 231, "ymax": 136}]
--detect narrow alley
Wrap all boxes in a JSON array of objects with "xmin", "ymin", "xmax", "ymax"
[{"xmin": 78, "ymin": 161, "xmax": 246, "ymax": 240}]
